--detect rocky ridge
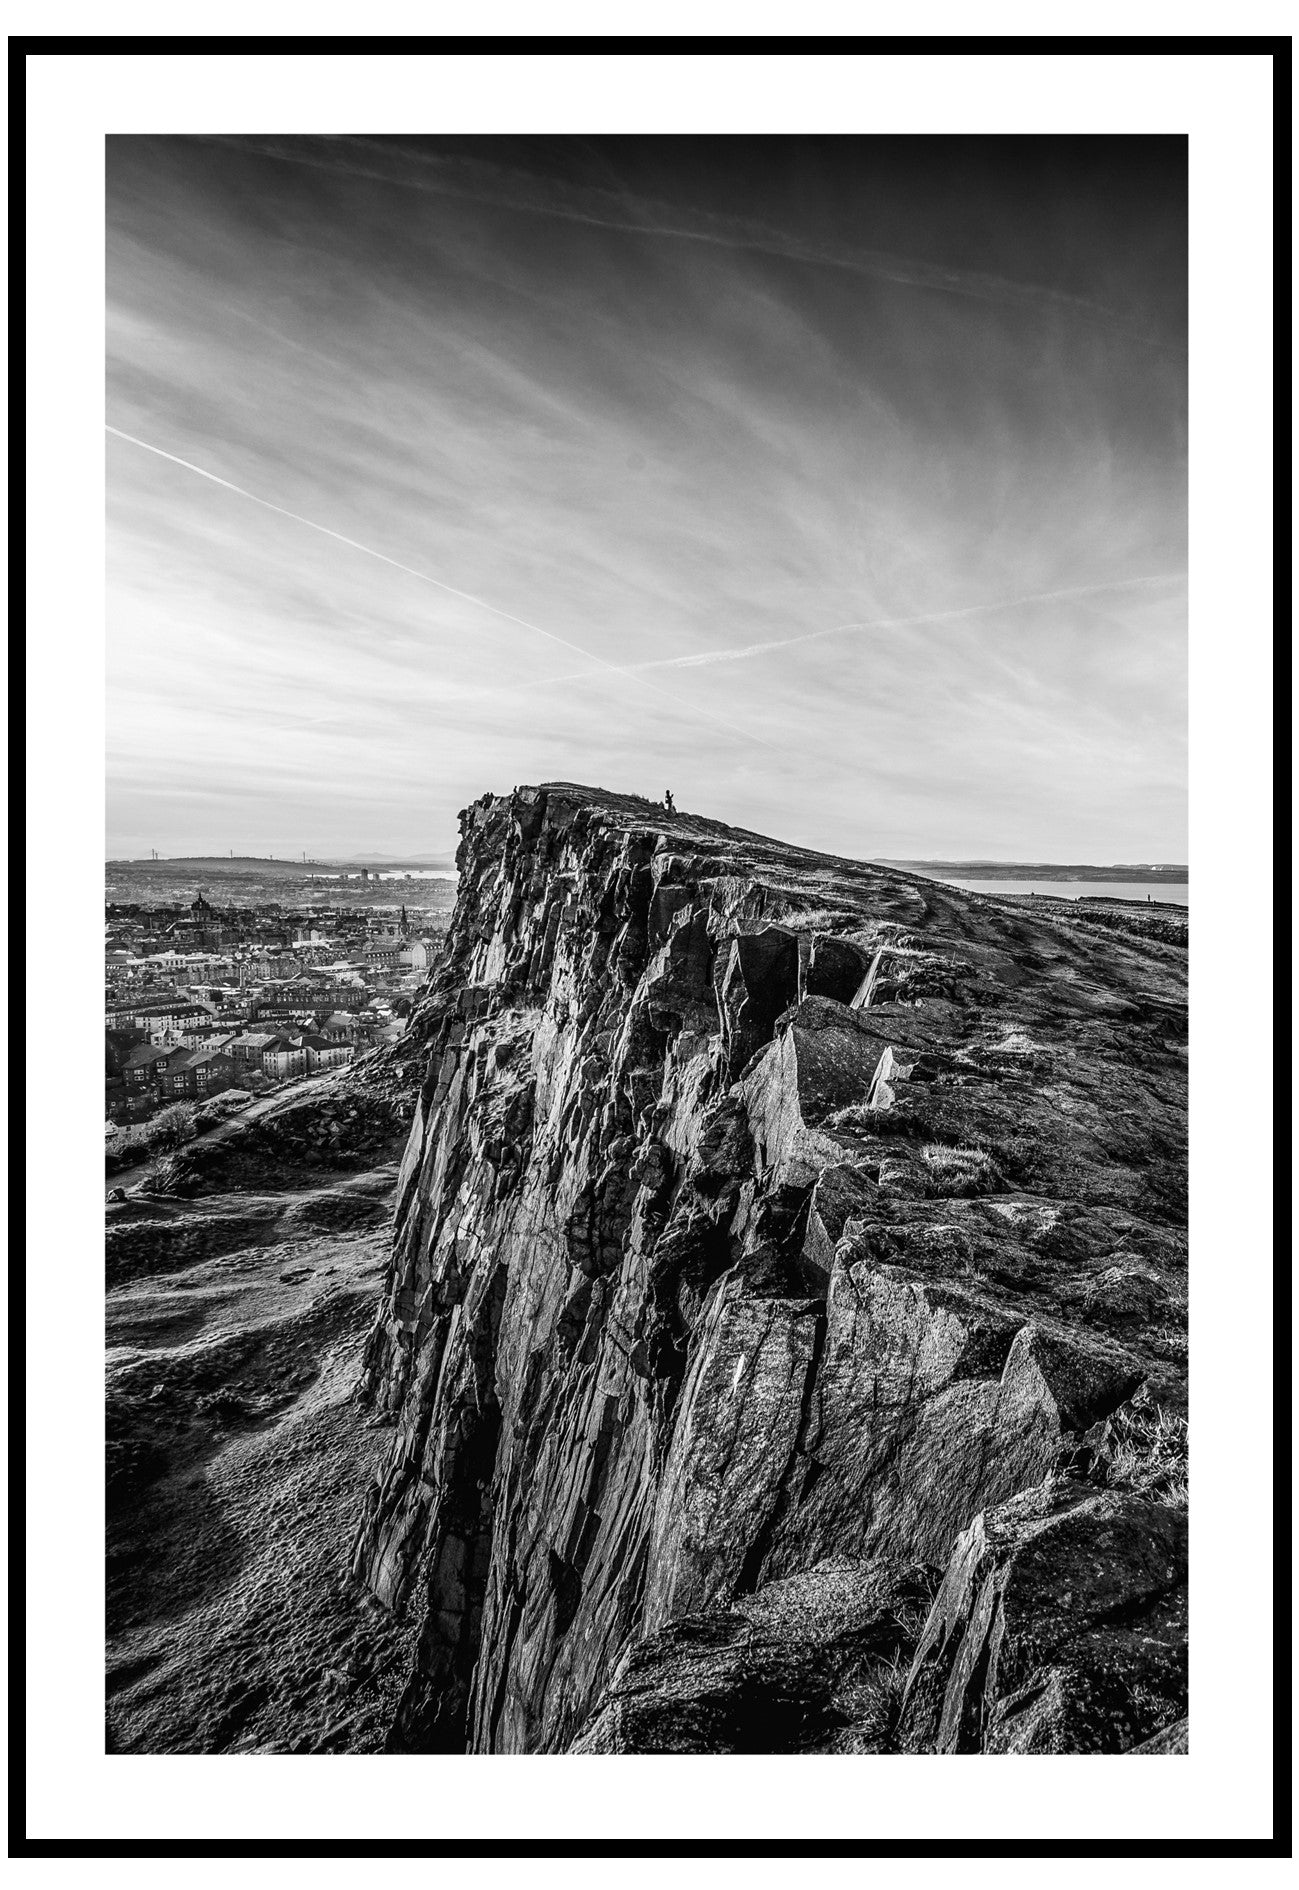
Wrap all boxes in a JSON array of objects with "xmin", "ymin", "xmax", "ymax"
[{"xmin": 350, "ymin": 783, "xmax": 1188, "ymax": 1755}]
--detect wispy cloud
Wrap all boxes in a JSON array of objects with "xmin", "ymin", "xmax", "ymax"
[
  {"xmin": 106, "ymin": 136, "xmax": 1186, "ymax": 859},
  {"xmin": 205, "ymin": 135, "xmax": 1145, "ymax": 333},
  {"xmin": 536, "ymin": 571, "xmax": 1188, "ymax": 684},
  {"xmin": 105, "ymin": 423, "xmax": 778, "ymax": 756}
]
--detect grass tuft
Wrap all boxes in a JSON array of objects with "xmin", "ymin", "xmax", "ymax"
[
  {"xmin": 919, "ymin": 1143, "xmax": 999, "ymax": 1196},
  {"xmin": 1093, "ymin": 1389, "xmax": 1188, "ymax": 1508}
]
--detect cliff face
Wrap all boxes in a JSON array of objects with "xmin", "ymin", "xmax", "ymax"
[{"xmin": 351, "ymin": 784, "xmax": 1187, "ymax": 1755}]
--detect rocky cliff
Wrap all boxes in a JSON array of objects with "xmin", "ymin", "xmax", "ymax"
[{"xmin": 351, "ymin": 783, "xmax": 1188, "ymax": 1755}]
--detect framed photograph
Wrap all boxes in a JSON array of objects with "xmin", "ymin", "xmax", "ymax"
[{"xmin": 19, "ymin": 35, "xmax": 1286, "ymax": 1864}]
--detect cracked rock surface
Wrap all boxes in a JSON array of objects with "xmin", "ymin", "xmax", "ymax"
[{"xmin": 350, "ymin": 783, "xmax": 1187, "ymax": 1754}]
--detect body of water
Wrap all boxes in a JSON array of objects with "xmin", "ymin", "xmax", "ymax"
[{"xmin": 937, "ymin": 878, "xmax": 1188, "ymax": 906}]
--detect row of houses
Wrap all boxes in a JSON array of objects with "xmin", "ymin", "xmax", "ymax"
[
  {"xmin": 107, "ymin": 940, "xmax": 431, "ymax": 991},
  {"xmin": 118, "ymin": 1042, "xmax": 242, "ymax": 1102},
  {"xmin": 224, "ymin": 1028, "xmax": 355, "ymax": 1077},
  {"xmin": 108, "ymin": 995, "xmax": 396, "ymax": 1063},
  {"xmin": 117, "ymin": 1028, "xmax": 356, "ymax": 1102},
  {"xmin": 105, "ymin": 998, "xmax": 215, "ymax": 1038},
  {"xmin": 105, "ymin": 986, "xmax": 373, "ymax": 1041},
  {"xmin": 106, "ymin": 977, "xmax": 403, "ymax": 1043}
]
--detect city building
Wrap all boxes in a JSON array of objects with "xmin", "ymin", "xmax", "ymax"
[
  {"xmin": 299, "ymin": 1033, "xmax": 353, "ymax": 1073},
  {"xmin": 121, "ymin": 1042, "xmax": 191, "ymax": 1093},
  {"xmin": 260, "ymin": 1038, "xmax": 308, "ymax": 1081},
  {"xmin": 105, "ymin": 1026, "xmax": 148, "ymax": 1074},
  {"xmin": 226, "ymin": 1029, "xmax": 281, "ymax": 1068},
  {"xmin": 158, "ymin": 1047, "xmax": 238, "ymax": 1101}
]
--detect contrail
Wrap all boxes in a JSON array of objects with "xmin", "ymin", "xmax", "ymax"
[
  {"xmin": 536, "ymin": 571, "xmax": 1188, "ymax": 684},
  {"xmin": 105, "ymin": 424, "xmax": 779, "ymax": 753}
]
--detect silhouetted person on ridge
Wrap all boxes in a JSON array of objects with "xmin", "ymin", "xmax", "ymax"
[{"xmin": 664, "ymin": 789, "xmax": 676, "ymax": 814}]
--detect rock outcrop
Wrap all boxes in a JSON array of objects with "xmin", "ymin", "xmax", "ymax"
[{"xmin": 350, "ymin": 783, "xmax": 1187, "ymax": 1754}]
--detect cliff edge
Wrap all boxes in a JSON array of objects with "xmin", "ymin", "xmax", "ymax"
[{"xmin": 351, "ymin": 783, "xmax": 1187, "ymax": 1755}]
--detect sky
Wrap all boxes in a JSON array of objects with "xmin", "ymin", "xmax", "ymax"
[{"xmin": 106, "ymin": 135, "xmax": 1187, "ymax": 863}]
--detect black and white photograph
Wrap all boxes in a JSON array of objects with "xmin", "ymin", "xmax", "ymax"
[{"xmin": 20, "ymin": 42, "xmax": 1282, "ymax": 1859}]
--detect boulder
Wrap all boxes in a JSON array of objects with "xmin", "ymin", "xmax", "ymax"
[
  {"xmin": 573, "ymin": 1558, "xmax": 933, "ymax": 1753},
  {"xmin": 900, "ymin": 1479, "xmax": 1187, "ymax": 1754}
]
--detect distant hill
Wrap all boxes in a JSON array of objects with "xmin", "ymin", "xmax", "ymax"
[
  {"xmin": 876, "ymin": 859, "xmax": 1187, "ymax": 883},
  {"xmin": 107, "ymin": 856, "xmax": 320, "ymax": 873},
  {"xmin": 106, "ymin": 854, "xmax": 455, "ymax": 874}
]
